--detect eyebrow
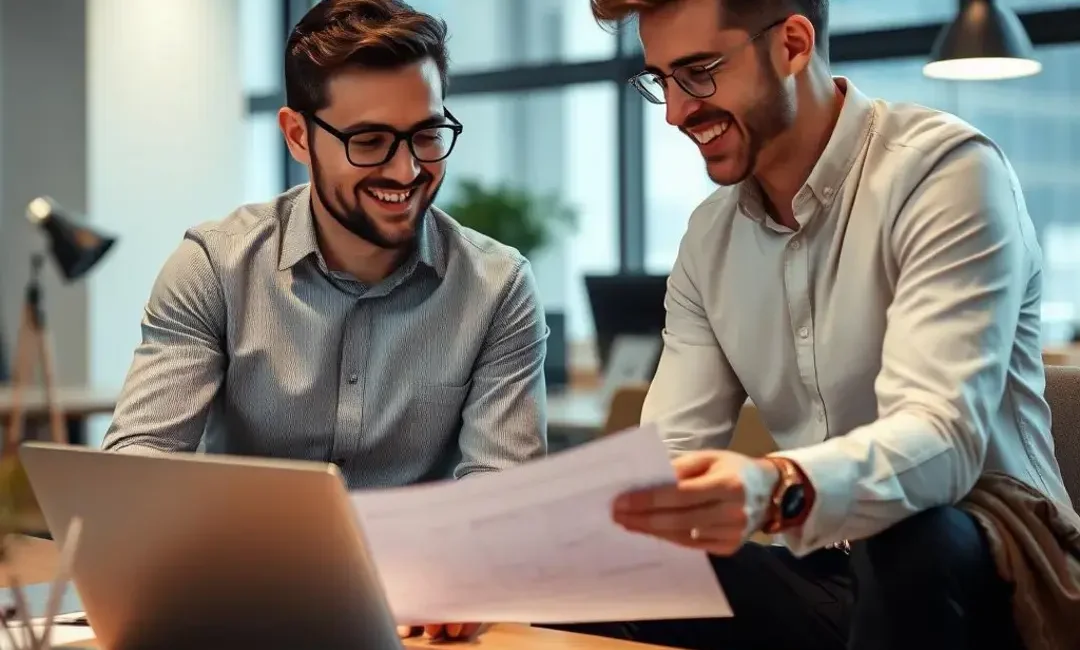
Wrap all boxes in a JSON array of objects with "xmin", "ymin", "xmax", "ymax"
[
  {"xmin": 340, "ymin": 112, "xmax": 446, "ymax": 133},
  {"xmin": 643, "ymin": 51, "xmax": 723, "ymax": 76}
]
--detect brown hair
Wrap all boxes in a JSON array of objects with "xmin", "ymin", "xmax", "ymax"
[
  {"xmin": 590, "ymin": 0, "xmax": 829, "ymax": 54},
  {"xmin": 284, "ymin": 0, "xmax": 450, "ymax": 113}
]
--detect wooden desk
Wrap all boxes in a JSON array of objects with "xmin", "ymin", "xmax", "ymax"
[
  {"xmin": 0, "ymin": 386, "xmax": 603, "ymax": 449},
  {"xmin": 1, "ymin": 536, "xmax": 671, "ymax": 649},
  {"xmin": 0, "ymin": 387, "xmax": 118, "ymax": 446}
]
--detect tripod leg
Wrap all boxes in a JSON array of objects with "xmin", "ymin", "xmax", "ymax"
[
  {"xmin": 33, "ymin": 320, "xmax": 67, "ymax": 444},
  {"xmin": 3, "ymin": 303, "xmax": 38, "ymax": 452}
]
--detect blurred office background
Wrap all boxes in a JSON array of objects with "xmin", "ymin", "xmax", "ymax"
[{"xmin": 1, "ymin": 0, "xmax": 1079, "ymax": 446}]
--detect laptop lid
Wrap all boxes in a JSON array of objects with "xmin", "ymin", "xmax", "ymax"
[{"xmin": 19, "ymin": 443, "xmax": 403, "ymax": 650}]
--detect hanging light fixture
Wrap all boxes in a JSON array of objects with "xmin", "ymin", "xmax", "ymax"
[{"xmin": 924, "ymin": 0, "xmax": 1041, "ymax": 81}]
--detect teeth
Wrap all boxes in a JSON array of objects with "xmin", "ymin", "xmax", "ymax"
[
  {"xmin": 691, "ymin": 120, "xmax": 730, "ymax": 145},
  {"xmin": 367, "ymin": 188, "xmax": 413, "ymax": 203}
]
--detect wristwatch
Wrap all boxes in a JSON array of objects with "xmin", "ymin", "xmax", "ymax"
[{"xmin": 761, "ymin": 457, "xmax": 813, "ymax": 534}]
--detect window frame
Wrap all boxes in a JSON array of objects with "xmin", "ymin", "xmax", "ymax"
[{"xmin": 246, "ymin": 2, "xmax": 1080, "ymax": 273}]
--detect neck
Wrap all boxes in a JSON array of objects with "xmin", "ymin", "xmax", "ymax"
[
  {"xmin": 310, "ymin": 197, "xmax": 407, "ymax": 285},
  {"xmin": 754, "ymin": 66, "xmax": 844, "ymax": 230}
]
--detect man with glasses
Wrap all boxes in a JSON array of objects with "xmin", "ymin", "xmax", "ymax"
[
  {"xmin": 104, "ymin": 3, "xmax": 545, "ymax": 638},
  {"xmin": 542, "ymin": 0, "xmax": 1067, "ymax": 649}
]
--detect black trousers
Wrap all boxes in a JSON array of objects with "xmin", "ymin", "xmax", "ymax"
[{"xmin": 544, "ymin": 506, "xmax": 1024, "ymax": 650}]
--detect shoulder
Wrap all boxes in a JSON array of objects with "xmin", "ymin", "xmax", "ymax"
[
  {"xmin": 865, "ymin": 98, "xmax": 1014, "ymax": 196},
  {"xmin": 674, "ymin": 185, "xmax": 740, "ymax": 276},
  {"xmin": 178, "ymin": 185, "xmax": 305, "ymax": 271},
  {"xmin": 184, "ymin": 186, "xmax": 303, "ymax": 255},
  {"xmin": 429, "ymin": 206, "xmax": 534, "ymax": 296},
  {"xmin": 867, "ymin": 101, "xmax": 1037, "ymax": 263}
]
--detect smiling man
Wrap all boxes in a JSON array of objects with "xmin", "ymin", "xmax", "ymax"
[
  {"xmin": 103, "ymin": 4, "xmax": 546, "ymax": 640},
  {"xmin": 540, "ymin": 0, "xmax": 1071, "ymax": 649}
]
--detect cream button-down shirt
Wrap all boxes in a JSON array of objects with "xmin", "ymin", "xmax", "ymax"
[{"xmin": 643, "ymin": 78, "xmax": 1071, "ymax": 556}]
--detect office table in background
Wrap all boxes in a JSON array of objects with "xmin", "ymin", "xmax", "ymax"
[
  {"xmin": 0, "ymin": 536, "xmax": 674, "ymax": 649},
  {"xmin": 0, "ymin": 387, "xmax": 613, "ymax": 449},
  {"xmin": 0, "ymin": 387, "xmax": 117, "ymax": 446}
]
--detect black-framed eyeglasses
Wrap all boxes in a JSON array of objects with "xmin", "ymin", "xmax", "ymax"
[
  {"xmin": 629, "ymin": 18, "xmax": 789, "ymax": 105},
  {"xmin": 306, "ymin": 110, "xmax": 463, "ymax": 167}
]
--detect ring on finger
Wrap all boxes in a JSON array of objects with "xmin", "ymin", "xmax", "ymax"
[{"xmin": 690, "ymin": 527, "xmax": 702, "ymax": 541}]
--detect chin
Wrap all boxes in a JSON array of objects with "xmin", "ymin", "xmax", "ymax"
[
  {"xmin": 377, "ymin": 218, "xmax": 421, "ymax": 246},
  {"xmin": 705, "ymin": 157, "xmax": 753, "ymax": 186}
]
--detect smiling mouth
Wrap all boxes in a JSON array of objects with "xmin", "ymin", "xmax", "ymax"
[
  {"xmin": 688, "ymin": 118, "xmax": 732, "ymax": 145},
  {"xmin": 363, "ymin": 187, "xmax": 416, "ymax": 204}
]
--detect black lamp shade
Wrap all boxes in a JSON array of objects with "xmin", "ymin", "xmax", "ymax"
[
  {"xmin": 25, "ymin": 197, "xmax": 116, "ymax": 281},
  {"xmin": 925, "ymin": 0, "xmax": 1041, "ymax": 80}
]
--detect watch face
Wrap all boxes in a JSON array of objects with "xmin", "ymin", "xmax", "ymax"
[{"xmin": 779, "ymin": 484, "xmax": 806, "ymax": 520}]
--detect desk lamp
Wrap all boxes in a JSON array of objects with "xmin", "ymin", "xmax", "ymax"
[
  {"xmin": 924, "ymin": 0, "xmax": 1041, "ymax": 80},
  {"xmin": 3, "ymin": 197, "xmax": 116, "ymax": 450}
]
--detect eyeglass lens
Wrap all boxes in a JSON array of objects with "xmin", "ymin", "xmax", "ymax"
[
  {"xmin": 347, "ymin": 126, "xmax": 458, "ymax": 166},
  {"xmin": 635, "ymin": 67, "xmax": 717, "ymax": 105}
]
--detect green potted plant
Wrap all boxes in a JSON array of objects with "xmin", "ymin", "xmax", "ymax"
[{"xmin": 441, "ymin": 178, "xmax": 577, "ymax": 259}]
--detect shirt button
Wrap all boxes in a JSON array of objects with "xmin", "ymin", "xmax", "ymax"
[
  {"xmin": 823, "ymin": 186, "xmax": 834, "ymax": 196},
  {"xmin": 347, "ymin": 373, "xmax": 359, "ymax": 384},
  {"xmin": 798, "ymin": 326, "xmax": 810, "ymax": 339},
  {"xmin": 790, "ymin": 240, "xmax": 801, "ymax": 250},
  {"xmin": 816, "ymin": 409, "xmax": 826, "ymax": 422}
]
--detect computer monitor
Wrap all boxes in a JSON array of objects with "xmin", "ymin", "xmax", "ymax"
[{"xmin": 584, "ymin": 274, "xmax": 669, "ymax": 372}]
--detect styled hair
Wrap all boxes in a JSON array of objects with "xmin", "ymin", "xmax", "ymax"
[
  {"xmin": 284, "ymin": 0, "xmax": 450, "ymax": 113},
  {"xmin": 590, "ymin": 0, "xmax": 829, "ymax": 55}
]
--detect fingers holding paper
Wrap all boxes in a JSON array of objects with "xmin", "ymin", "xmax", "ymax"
[{"xmin": 612, "ymin": 450, "xmax": 779, "ymax": 556}]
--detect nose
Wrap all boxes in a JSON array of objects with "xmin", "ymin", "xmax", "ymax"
[
  {"xmin": 665, "ymin": 89, "xmax": 703, "ymax": 128},
  {"xmin": 381, "ymin": 141, "xmax": 421, "ymax": 184}
]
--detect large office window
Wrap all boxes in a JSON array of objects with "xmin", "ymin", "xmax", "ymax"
[
  {"xmin": 246, "ymin": 1, "xmax": 1080, "ymax": 346},
  {"xmin": 830, "ymin": 0, "xmax": 1077, "ymax": 33},
  {"xmin": 443, "ymin": 84, "xmax": 619, "ymax": 342},
  {"xmin": 240, "ymin": 0, "xmax": 285, "ymax": 203},
  {"xmin": 407, "ymin": 0, "xmax": 616, "ymax": 72},
  {"xmin": 642, "ymin": 101, "xmax": 714, "ymax": 274}
]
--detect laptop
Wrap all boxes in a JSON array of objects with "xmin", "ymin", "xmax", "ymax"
[{"xmin": 18, "ymin": 442, "xmax": 404, "ymax": 650}]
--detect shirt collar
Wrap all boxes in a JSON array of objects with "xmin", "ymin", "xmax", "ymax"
[
  {"xmin": 737, "ymin": 76, "xmax": 874, "ymax": 226},
  {"xmin": 278, "ymin": 185, "xmax": 319, "ymax": 271},
  {"xmin": 802, "ymin": 77, "xmax": 874, "ymax": 205},
  {"xmin": 278, "ymin": 184, "xmax": 447, "ymax": 279}
]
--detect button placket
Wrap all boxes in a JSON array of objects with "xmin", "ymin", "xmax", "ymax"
[{"xmin": 332, "ymin": 301, "xmax": 372, "ymax": 468}]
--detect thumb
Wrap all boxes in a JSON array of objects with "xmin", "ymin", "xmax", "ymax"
[{"xmin": 672, "ymin": 453, "xmax": 715, "ymax": 480}]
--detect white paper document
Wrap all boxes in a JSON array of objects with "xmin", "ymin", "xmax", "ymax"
[{"xmin": 349, "ymin": 424, "xmax": 732, "ymax": 624}]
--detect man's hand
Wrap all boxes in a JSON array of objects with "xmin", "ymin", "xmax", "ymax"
[
  {"xmin": 612, "ymin": 451, "xmax": 780, "ymax": 556},
  {"xmin": 397, "ymin": 623, "xmax": 485, "ymax": 642}
]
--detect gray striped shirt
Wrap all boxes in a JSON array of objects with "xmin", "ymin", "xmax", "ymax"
[{"xmin": 102, "ymin": 184, "xmax": 548, "ymax": 488}]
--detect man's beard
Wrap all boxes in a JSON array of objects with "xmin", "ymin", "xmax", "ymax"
[
  {"xmin": 310, "ymin": 151, "xmax": 442, "ymax": 250},
  {"xmin": 692, "ymin": 50, "xmax": 794, "ymax": 186}
]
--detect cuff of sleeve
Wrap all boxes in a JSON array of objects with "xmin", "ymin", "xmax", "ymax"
[{"xmin": 769, "ymin": 439, "xmax": 857, "ymax": 557}]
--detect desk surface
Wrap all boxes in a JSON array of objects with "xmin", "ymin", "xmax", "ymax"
[
  {"xmin": 1, "ymin": 536, "xmax": 670, "ymax": 649},
  {"xmin": 0, "ymin": 386, "xmax": 607, "ymax": 436},
  {"xmin": 0, "ymin": 386, "xmax": 118, "ymax": 418}
]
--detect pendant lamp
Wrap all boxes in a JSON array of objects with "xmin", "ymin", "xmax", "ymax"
[{"xmin": 924, "ymin": 0, "xmax": 1041, "ymax": 80}]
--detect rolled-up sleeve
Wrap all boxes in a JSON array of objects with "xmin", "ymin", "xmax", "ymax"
[
  {"xmin": 454, "ymin": 259, "xmax": 548, "ymax": 477},
  {"xmin": 775, "ymin": 138, "xmax": 1035, "ymax": 555},
  {"xmin": 102, "ymin": 235, "xmax": 227, "ymax": 454},
  {"xmin": 642, "ymin": 212, "xmax": 747, "ymax": 455}
]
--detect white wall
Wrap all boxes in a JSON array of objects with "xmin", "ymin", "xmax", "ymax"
[
  {"xmin": 0, "ymin": 0, "xmax": 246, "ymax": 446},
  {"xmin": 87, "ymin": 0, "xmax": 246, "ymax": 409},
  {"xmin": 0, "ymin": 0, "xmax": 90, "ymax": 387}
]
